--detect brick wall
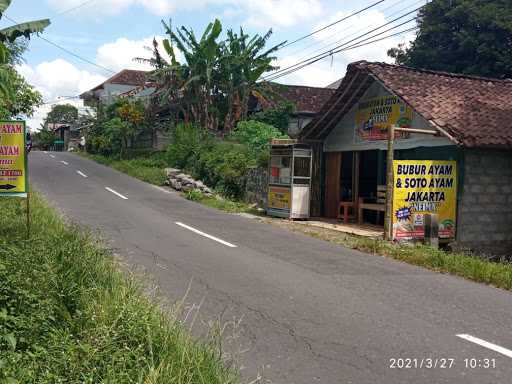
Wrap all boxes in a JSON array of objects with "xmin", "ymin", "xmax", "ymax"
[{"xmin": 456, "ymin": 149, "xmax": 512, "ymax": 257}]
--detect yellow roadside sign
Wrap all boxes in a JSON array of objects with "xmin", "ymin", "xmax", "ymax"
[
  {"xmin": 0, "ymin": 121, "xmax": 28, "ymax": 197},
  {"xmin": 392, "ymin": 160, "xmax": 457, "ymax": 240}
]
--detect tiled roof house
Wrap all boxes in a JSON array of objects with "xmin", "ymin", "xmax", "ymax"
[
  {"xmin": 301, "ymin": 61, "xmax": 512, "ymax": 256},
  {"xmin": 80, "ymin": 69, "xmax": 151, "ymax": 106}
]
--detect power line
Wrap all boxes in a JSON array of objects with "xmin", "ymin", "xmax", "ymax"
[
  {"xmin": 264, "ymin": 26, "xmax": 418, "ymax": 82},
  {"xmin": 3, "ymin": 14, "xmax": 116, "ymax": 75},
  {"xmin": 55, "ymin": 0, "xmax": 98, "ymax": 16},
  {"xmin": 283, "ymin": 0, "xmax": 422, "ymax": 64},
  {"xmin": 262, "ymin": 5, "xmax": 423, "ymax": 81},
  {"xmin": 280, "ymin": 0, "xmax": 387, "ymax": 49}
]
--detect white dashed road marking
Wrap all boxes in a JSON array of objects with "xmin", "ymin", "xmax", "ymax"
[
  {"xmin": 456, "ymin": 334, "xmax": 512, "ymax": 358},
  {"xmin": 76, "ymin": 170, "xmax": 88, "ymax": 178},
  {"xmin": 105, "ymin": 187, "xmax": 128, "ymax": 200},
  {"xmin": 175, "ymin": 222, "xmax": 237, "ymax": 248},
  {"xmin": 60, "ymin": 160, "xmax": 69, "ymax": 165},
  {"xmin": 49, "ymin": 154, "xmax": 55, "ymax": 158}
]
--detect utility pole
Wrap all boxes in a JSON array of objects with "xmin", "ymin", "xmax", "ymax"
[{"xmin": 384, "ymin": 125, "xmax": 394, "ymax": 240}]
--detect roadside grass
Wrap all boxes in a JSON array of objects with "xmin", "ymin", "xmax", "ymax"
[
  {"xmin": 265, "ymin": 219, "xmax": 512, "ymax": 291},
  {"xmin": 81, "ymin": 152, "xmax": 168, "ymax": 186},
  {"xmin": 184, "ymin": 189, "xmax": 260, "ymax": 214},
  {"xmin": 0, "ymin": 193, "xmax": 237, "ymax": 384}
]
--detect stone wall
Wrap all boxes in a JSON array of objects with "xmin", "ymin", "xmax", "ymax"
[
  {"xmin": 245, "ymin": 167, "xmax": 268, "ymax": 207},
  {"xmin": 456, "ymin": 149, "xmax": 512, "ymax": 257}
]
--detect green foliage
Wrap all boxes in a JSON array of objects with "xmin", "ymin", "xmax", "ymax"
[
  {"xmin": 0, "ymin": 1, "xmax": 49, "ymax": 107},
  {"xmin": 228, "ymin": 120, "xmax": 288, "ymax": 167},
  {"xmin": 251, "ymin": 101, "xmax": 295, "ymax": 134},
  {"xmin": 86, "ymin": 100, "xmax": 148, "ymax": 157},
  {"xmin": 0, "ymin": 67, "xmax": 42, "ymax": 119},
  {"xmin": 0, "ymin": 193, "xmax": 236, "ymax": 383},
  {"xmin": 184, "ymin": 189, "xmax": 204, "ymax": 201},
  {"xmin": 32, "ymin": 127, "xmax": 54, "ymax": 150},
  {"xmin": 44, "ymin": 103, "xmax": 78, "ymax": 126},
  {"xmin": 146, "ymin": 19, "xmax": 283, "ymax": 132},
  {"xmin": 166, "ymin": 123, "xmax": 209, "ymax": 169},
  {"xmin": 82, "ymin": 152, "xmax": 168, "ymax": 186},
  {"xmin": 167, "ymin": 124, "xmax": 257, "ymax": 198},
  {"xmin": 388, "ymin": 0, "xmax": 512, "ymax": 78}
]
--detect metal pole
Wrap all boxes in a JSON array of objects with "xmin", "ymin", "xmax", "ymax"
[
  {"xmin": 384, "ymin": 125, "xmax": 395, "ymax": 240},
  {"xmin": 26, "ymin": 192, "xmax": 30, "ymax": 239}
]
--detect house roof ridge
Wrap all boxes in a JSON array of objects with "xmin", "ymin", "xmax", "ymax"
[{"xmin": 357, "ymin": 60, "xmax": 512, "ymax": 84}]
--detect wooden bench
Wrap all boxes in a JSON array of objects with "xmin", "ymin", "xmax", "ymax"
[{"xmin": 358, "ymin": 185, "xmax": 386, "ymax": 225}]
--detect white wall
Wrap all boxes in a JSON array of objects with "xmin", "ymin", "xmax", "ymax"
[{"xmin": 324, "ymin": 81, "xmax": 453, "ymax": 152}]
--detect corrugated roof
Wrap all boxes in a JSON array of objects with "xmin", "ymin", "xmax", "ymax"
[{"xmin": 301, "ymin": 61, "xmax": 512, "ymax": 149}]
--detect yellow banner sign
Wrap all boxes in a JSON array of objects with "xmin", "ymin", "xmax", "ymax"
[
  {"xmin": 355, "ymin": 95, "xmax": 413, "ymax": 140},
  {"xmin": 392, "ymin": 160, "xmax": 457, "ymax": 240},
  {"xmin": 0, "ymin": 121, "xmax": 27, "ymax": 197},
  {"xmin": 268, "ymin": 186, "xmax": 290, "ymax": 211}
]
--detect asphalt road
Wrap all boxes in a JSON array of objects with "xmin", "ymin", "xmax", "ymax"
[{"xmin": 30, "ymin": 151, "xmax": 512, "ymax": 384}]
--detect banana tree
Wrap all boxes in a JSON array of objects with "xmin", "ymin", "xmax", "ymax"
[
  {"xmin": 0, "ymin": 0, "xmax": 50, "ymax": 100},
  {"xmin": 220, "ymin": 27, "xmax": 282, "ymax": 132},
  {"xmin": 0, "ymin": 0, "xmax": 50, "ymax": 43}
]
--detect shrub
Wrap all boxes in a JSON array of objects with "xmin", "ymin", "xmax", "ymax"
[
  {"xmin": 228, "ymin": 120, "xmax": 288, "ymax": 166},
  {"xmin": 250, "ymin": 101, "xmax": 295, "ymax": 134},
  {"xmin": 166, "ymin": 123, "xmax": 211, "ymax": 169}
]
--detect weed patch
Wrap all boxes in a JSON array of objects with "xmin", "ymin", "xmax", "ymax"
[{"xmin": 0, "ymin": 193, "xmax": 236, "ymax": 383}]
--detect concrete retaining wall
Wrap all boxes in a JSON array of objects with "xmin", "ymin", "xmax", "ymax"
[{"xmin": 245, "ymin": 167, "xmax": 268, "ymax": 207}]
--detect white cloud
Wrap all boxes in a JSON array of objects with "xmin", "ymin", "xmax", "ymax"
[
  {"xmin": 96, "ymin": 36, "xmax": 183, "ymax": 72},
  {"xmin": 47, "ymin": 0, "xmax": 173, "ymax": 17},
  {"xmin": 241, "ymin": 0, "xmax": 323, "ymax": 27},
  {"xmin": 17, "ymin": 59, "xmax": 106, "ymax": 130},
  {"xmin": 48, "ymin": 0, "xmax": 323, "ymax": 27},
  {"xmin": 269, "ymin": 9, "xmax": 416, "ymax": 87}
]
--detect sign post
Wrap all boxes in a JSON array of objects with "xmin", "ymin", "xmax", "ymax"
[{"xmin": 0, "ymin": 121, "xmax": 29, "ymax": 236}]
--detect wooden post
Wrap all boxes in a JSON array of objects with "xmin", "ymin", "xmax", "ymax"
[{"xmin": 384, "ymin": 126, "xmax": 395, "ymax": 240}]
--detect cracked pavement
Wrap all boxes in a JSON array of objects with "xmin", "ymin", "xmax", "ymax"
[{"xmin": 30, "ymin": 152, "xmax": 512, "ymax": 384}]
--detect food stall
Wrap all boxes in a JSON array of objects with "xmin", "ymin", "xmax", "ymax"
[{"xmin": 267, "ymin": 139, "xmax": 312, "ymax": 219}]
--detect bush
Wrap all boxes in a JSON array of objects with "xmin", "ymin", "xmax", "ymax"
[
  {"xmin": 166, "ymin": 123, "xmax": 211, "ymax": 169},
  {"xmin": 166, "ymin": 124, "xmax": 256, "ymax": 199},
  {"xmin": 228, "ymin": 120, "xmax": 288, "ymax": 167}
]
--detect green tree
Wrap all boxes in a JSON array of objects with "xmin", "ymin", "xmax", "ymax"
[
  {"xmin": 44, "ymin": 104, "xmax": 79, "ymax": 127},
  {"xmin": 388, "ymin": 0, "xmax": 512, "ymax": 78},
  {"xmin": 0, "ymin": 68, "xmax": 42, "ymax": 119},
  {"xmin": 0, "ymin": 0, "xmax": 49, "ymax": 109}
]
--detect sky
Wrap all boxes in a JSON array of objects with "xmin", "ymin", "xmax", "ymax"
[{"xmin": 2, "ymin": 0, "xmax": 425, "ymax": 130}]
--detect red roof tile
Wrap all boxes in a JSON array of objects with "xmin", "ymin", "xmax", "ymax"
[
  {"xmin": 302, "ymin": 61, "xmax": 512, "ymax": 149},
  {"xmin": 255, "ymin": 84, "xmax": 336, "ymax": 114},
  {"xmin": 83, "ymin": 69, "xmax": 148, "ymax": 95}
]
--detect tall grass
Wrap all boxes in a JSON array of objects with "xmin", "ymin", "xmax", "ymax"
[
  {"xmin": 0, "ymin": 193, "xmax": 237, "ymax": 383},
  {"xmin": 82, "ymin": 151, "xmax": 168, "ymax": 186},
  {"xmin": 272, "ymin": 221, "xmax": 512, "ymax": 291}
]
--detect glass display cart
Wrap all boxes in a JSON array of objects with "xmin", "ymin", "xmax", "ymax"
[{"xmin": 267, "ymin": 139, "xmax": 312, "ymax": 219}]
